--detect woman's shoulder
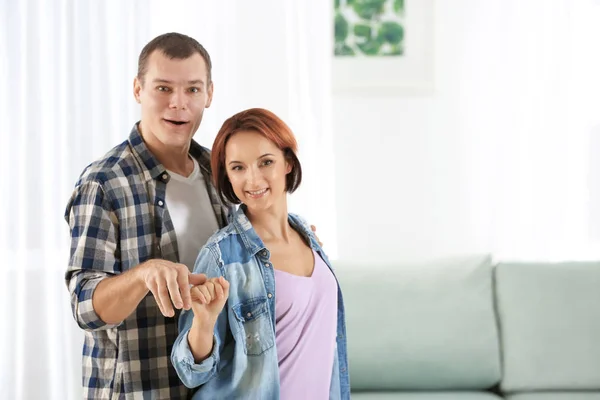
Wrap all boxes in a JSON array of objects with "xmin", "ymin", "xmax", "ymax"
[
  {"xmin": 201, "ymin": 221, "xmax": 257, "ymax": 266},
  {"xmin": 288, "ymin": 212, "xmax": 310, "ymax": 229},
  {"xmin": 288, "ymin": 213, "xmax": 319, "ymax": 245},
  {"xmin": 203, "ymin": 223, "xmax": 238, "ymax": 249}
]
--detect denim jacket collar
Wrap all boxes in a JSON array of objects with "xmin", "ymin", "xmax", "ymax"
[{"xmin": 229, "ymin": 204, "xmax": 317, "ymax": 257}]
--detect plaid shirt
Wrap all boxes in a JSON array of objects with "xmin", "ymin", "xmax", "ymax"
[{"xmin": 65, "ymin": 123, "xmax": 229, "ymax": 400}]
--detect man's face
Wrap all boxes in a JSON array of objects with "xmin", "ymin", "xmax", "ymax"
[{"xmin": 133, "ymin": 50, "xmax": 213, "ymax": 151}]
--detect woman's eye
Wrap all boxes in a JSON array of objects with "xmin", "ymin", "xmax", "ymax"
[
  {"xmin": 231, "ymin": 165, "xmax": 243, "ymax": 171},
  {"xmin": 262, "ymin": 159, "xmax": 273, "ymax": 166}
]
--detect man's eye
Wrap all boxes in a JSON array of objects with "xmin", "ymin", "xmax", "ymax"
[
  {"xmin": 189, "ymin": 87, "xmax": 200, "ymax": 93},
  {"xmin": 157, "ymin": 86, "xmax": 170, "ymax": 92}
]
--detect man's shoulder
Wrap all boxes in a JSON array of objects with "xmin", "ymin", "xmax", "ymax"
[{"xmin": 75, "ymin": 139, "xmax": 142, "ymax": 189}]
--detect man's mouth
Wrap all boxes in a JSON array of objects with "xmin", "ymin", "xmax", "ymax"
[{"xmin": 164, "ymin": 119, "xmax": 188, "ymax": 126}]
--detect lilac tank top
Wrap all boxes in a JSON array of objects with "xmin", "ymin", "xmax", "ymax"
[{"xmin": 274, "ymin": 249, "xmax": 338, "ymax": 399}]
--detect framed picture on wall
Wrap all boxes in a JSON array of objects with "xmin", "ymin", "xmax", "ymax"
[{"xmin": 333, "ymin": 0, "xmax": 434, "ymax": 95}]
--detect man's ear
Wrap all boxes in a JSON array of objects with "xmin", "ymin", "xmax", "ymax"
[
  {"xmin": 133, "ymin": 76, "xmax": 142, "ymax": 104},
  {"xmin": 206, "ymin": 81, "xmax": 214, "ymax": 108}
]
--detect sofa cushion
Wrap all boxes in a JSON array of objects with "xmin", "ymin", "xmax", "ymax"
[
  {"xmin": 351, "ymin": 392, "xmax": 502, "ymax": 400},
  {"xmin": 506, "ymin": 393, "xmax": 600, "ymax": 400},
  {"xmin": 335, "ymin": 255, "xmax": 501, "ymax": 391},
  {"xmin": 496, "ymin": 261, "xmax": 600, "ymax": 392}
]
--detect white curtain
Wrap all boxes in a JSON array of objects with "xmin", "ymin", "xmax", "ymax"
[{"xmin": 0, "ymin": 1, "xmax": 335, "ymax": 398}]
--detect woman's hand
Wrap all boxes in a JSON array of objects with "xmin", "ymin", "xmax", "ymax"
[
  {"xmin": 190, "ymin": 276, "xmax": 230, "ymax": 327},
  {"xmin": 187, "ymin": 276, "xmax": 230, "ymax": 362}
]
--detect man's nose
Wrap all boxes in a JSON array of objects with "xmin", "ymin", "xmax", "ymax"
[{"xmin": 169, "ymin": 90, "xmax": 187, "ymax": 110}]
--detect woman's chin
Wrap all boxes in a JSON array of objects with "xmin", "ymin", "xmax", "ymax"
[
  {"xmin": 240, "ymin": 190, "xmax": 287, "ymax": 214},
  {"xmin": 244, "ymin": 200, "xmax": 271, "ymax": 213}
]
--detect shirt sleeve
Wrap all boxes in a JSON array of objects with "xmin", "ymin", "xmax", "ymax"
[
  {"xmin": 64, "ymin": 180, "xmax": 121, "ymax": 331},
  {"xmin": 171, "ymin": 246, "xmax": 229, "ymax": 388}
]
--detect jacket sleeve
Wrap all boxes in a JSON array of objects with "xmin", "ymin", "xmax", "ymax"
[{"xmin": 171, "ymin": 245, "xmax": 229, "ymax": 388}]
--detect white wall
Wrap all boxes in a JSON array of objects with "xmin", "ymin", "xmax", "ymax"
[
  {"xmin": 334, "ymin": 0, "xmax": 480, "ymax": 262},
  {"xmin": 332, "ymin": 0, "xmax": 600, "ymax": 262}
]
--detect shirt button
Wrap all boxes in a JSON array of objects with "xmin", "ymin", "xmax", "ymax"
[
  {"xmin": 246, "ymin": 312, "xmax": 252, "ymax": 318},
  {"xmin": 265, "ymin": 263, "xmax": 271, "ymax": 268},
  {"xmin": 261, "ymin": 250, "xmax": 267, "ymax": 257},
  {"xmin": 162, "ymin": 173, "xmax": 168, "ymax": 181},
  {"xmin": 158, "ymin": 200, "xmax": 164, "ymax": 207},
  {"xmin": 267, "ymin": 293, "xmax": 273, "ymax": 299}
]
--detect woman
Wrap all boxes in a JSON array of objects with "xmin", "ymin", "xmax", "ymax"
[{"xmin": 171, "ymin": 108, "xmax": 350, "ymax": 399}]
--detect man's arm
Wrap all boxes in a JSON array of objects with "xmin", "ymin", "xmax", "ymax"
[
  {"xmin": 91, "ymin": 266, "xmax": 149, "ymax": 325},
  {"xmin": 66, "ymin": 180, "xmax": 125, "ymax": 330},
  {"xmin": 93, "ymin": 259, "xmax": 208, "ymax": 324},
  {"xmin": 70, "ymin": 258, "xmax": 208, "ymax": 329},
  {"xmin": 65, "ymin": 180, "xmax": 206, "ymax": 330}
]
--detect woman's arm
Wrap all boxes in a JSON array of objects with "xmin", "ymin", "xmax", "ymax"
[
  {"xmin": 170, "ymin": 246, "xmax": 229, "ymax": 388},
  {"xmin": 188, "ymin": 275, "xmax": 230, "ymax": 362}
]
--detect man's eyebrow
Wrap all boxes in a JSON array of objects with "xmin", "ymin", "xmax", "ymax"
[{"xmin": 151, "ymin": 78, "xmax": 205, "ymax": 85}]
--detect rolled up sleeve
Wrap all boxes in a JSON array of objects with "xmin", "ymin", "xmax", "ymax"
[
  {"xmin": 171, "ymin": 246, "xmax": 228, "ymax": 388},
  {"xmin": 171, "ymin": 327, "xmax": 221, "ymax": 388},
  {"xmin": 65, "ymin": 180, "xmax": 121, "ymax": 331}
]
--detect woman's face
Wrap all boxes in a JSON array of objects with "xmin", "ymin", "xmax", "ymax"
[{"xmin": 225, "ymin": 130, "xmax": 291, "ymax": 211}]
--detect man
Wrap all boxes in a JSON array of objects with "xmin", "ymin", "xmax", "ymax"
[{"xmin": 65, "ymin": 32, "xmax": 228, "ymax": 399}]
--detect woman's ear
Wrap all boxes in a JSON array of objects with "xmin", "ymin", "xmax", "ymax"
[{"xmin": 284, "ymin": 150, "xmax": 293, "ymax": 174}]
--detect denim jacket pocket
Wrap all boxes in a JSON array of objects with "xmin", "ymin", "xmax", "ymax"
[{"xmin": 231, "ymin": 297, "xmax": 275, "ymax": 356}]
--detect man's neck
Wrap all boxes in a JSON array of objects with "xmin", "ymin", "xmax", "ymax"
[
  {"xmin": 138, "ymin": 124, "xmax": 194, "ymax": 177},
  {"xmin": 161, "ymin": 151, "xmax": 194, "ymax": 177}
]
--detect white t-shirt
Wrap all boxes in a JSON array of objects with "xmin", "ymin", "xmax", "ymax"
[{"xmin": 166, "ymin": 157, "xmax": 220, "ymax": 271}]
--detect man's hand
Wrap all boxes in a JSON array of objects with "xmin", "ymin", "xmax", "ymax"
[
  {"xmin": 137, "ymin": 259, "xmax": 208, "ymax": 318},
  {"xmin": 311, "ymin": 224, "xmax": 323, "ymax": 247}
]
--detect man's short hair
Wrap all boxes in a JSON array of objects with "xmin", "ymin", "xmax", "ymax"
[
  {"xmin": 211, "ymin": 108, "xmax": 303, "ymax": 205},
  {"xmin": 137, "ymin": 32, "xmax": 212, "ymax": 84}
]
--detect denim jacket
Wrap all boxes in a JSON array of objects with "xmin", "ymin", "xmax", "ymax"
[{"xmin": 171, "ymin": 205, "xmax": 350, "ymax": 399}]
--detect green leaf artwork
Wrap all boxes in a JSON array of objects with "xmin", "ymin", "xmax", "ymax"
[{"xmin": 334, "ymin": 0, "xmax": 405, "ymax": 57}]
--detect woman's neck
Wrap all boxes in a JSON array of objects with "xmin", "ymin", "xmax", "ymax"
[{"xmin": 246, "ymin": 200, "xmax": 291, "ymax": 244}]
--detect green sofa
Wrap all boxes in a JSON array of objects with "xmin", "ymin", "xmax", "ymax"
[{"xmin": 334, "ymin": 255, "xmax": 600, "ymax": 399}]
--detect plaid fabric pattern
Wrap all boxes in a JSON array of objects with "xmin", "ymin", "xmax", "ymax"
[{"xmin": 65, "ymin": 123, "xmax": 229, "ymax": 399}]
